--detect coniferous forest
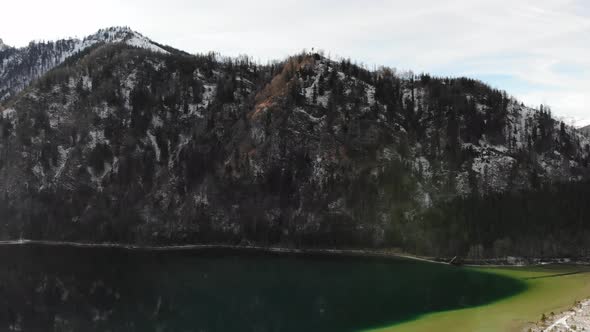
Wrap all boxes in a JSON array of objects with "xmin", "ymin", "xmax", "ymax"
[{"xmin": 0, "ymin": 28, "xmax": 589, "ymax": 258}]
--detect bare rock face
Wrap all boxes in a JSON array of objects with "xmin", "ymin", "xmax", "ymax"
[{"xmin": 0, "ymin": 28, "xmax": 589, "ymax": 255}]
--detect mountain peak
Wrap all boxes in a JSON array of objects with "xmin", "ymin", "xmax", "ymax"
[
  {"xmin": 84, "ymin": 26, "xmax": 168, "ymax": 54},
  {"xmin": 88, "ymin": 26, "xmax": 137, "ymax": 41},
  {"xmin": 0, "ymin": 27, "xmax": 169, "ymax": 103}
]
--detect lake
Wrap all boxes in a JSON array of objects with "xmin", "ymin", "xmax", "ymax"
[{"xmin": 0, "ymin": 244, "xmax": 525, "ymax": 332}]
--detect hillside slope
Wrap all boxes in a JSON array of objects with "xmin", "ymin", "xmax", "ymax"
[
  {"xmin": 0, "ymin": 27, "xmax": 167, "ymax": 102},
  {"xmin": 0, "ymin": 29, "xmax": 589, "ymax": 257}
]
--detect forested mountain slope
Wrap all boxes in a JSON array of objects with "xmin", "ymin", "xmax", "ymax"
[
  {"xmin": 0, "ymin": 27, "xmax": 167, "ymax": 102},
  {"xmin": 0, "ymin": 28, "xmax": 589, "ymax": 257}
]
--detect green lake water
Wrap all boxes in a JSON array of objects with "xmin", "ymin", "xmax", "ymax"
[{"xmin": 0, "ymin": 244, "xmax": 525, "ymax": 331}]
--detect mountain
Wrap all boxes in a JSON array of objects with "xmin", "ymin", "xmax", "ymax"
[
  {"xmin": 0, "ymin": 28, "xmax": 589, "ymax": 257},
  {"xmin": 0, "ymin": 27, "xmax": 167, "ymax": 102},
  {"xmin": 582, "ymin": 125, "xmax": 590, "ymax": 137}
]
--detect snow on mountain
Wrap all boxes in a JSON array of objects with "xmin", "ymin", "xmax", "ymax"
[
  {"xmin": 0, "ymin": 27, "xmax": 167, "ymax": 103},
  {"xmin": 82, "ymin": 27, "xmax": 169, "ymax": 54},
  {"xmin": 461, "ymin": 100, "xmax": 590, "ymax": 193}
]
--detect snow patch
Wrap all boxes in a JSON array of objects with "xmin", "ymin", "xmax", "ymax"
[
  {"xmin": 147, "ymin": 131, "xmax": 161, "ymax": 162},
  {"xmin": 54, "ymin": 146, "xmax": 71, "ymax": 180},
  {"xmin": 294, "ymin": 107, "xmax": 325, "ymax": 123}
]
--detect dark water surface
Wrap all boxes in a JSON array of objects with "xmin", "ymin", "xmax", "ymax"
[{"xmin": 0, "ymin": 244, "xmax": 525, "ymax": 332}]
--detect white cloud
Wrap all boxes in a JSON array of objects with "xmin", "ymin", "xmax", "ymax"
[{"xmin": 1, "ymin": 0, "xmax": 588, "ymax": 125}]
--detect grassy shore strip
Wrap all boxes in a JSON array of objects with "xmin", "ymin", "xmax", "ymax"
[{"xmin": 367, "ymin": 265, "xmax": 590, "ymax": 332}]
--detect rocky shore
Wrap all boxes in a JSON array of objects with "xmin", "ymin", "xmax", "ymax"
[{"xmin": 528, "ymin": 300, "xmax": 590, "ymax": 332}]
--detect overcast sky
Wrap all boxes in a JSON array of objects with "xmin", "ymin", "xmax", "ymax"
[{"xmin": 2, "ymin": 0, "xmax": 589, "ymax": 126}]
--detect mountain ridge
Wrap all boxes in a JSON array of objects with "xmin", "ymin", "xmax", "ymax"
[{"xmin": 0, "ymin": 27, "xmax": 169, "ymax": 103}]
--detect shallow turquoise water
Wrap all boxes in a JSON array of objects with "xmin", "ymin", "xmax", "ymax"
[{"xmin": 0, "ymin": 245, "xmax": 525, "ymax": 331}]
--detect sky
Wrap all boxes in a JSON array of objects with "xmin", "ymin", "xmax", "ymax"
[{"xmin": 1, "ymin": 0, "xmax": 589, "ymax": 126}]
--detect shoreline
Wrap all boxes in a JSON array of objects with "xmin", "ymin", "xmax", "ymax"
[
  {"xmin": 529, "ymin": 299, "xmax": 590, "ymax": 332},
  {"xmin": 0, "ymin": 239, "xmax": 448, "ymax": 264},
  {"xmin": 0, "ymin": 239, "xmax": 587, "ymax": 267}
]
